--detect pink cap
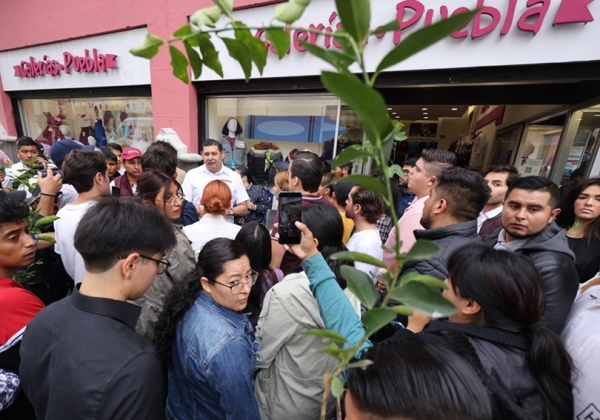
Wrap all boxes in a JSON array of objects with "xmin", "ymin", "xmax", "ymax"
[{"xmin": 122, "ymin": 147, "xmax": 142, "ymax": 161}]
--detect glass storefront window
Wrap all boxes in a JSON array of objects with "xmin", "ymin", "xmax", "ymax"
[
  {"xmin": 490, "ymin": 125, "xmax": 522, "ymax": 166},
  {"xmin": 516, "ymin": 123, "xmax": 564, "ymax": 177},
  {"xmin": 20, "ymin": 96, "xmax": 154, "ymax": 152},
  {"xmin": 555, "ymin": 105, "xmax": 600, "ymax": 184},
  {"xmin": 207, "ymin": 94, "xmax": 364, "ymax": 185}
]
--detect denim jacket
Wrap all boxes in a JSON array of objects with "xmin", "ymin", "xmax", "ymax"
[{"xmin": 166, "ymin": 292, "xmax": 260, "ymax": 420}]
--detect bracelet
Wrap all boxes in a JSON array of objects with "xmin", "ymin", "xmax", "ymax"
[{"xmin": 40, "ymin": 193, "xmax": 56, "ymax": 197}]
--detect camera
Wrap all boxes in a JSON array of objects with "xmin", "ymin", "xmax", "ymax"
[{"xmin": 36, "ymin": 163, "xmax": 63, "ymax": 179}]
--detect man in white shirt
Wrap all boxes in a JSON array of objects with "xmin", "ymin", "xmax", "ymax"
[
  {"xmin": 182, "ymin": 139, "xmax": 249, "ymax": 221},
  {"xmin": 2, "ymin": 137, "xmax": 49, "ymax": 197},
  {"xmin": 54, "ymin": 150, "xmax": 110, "ymax": 285},
  {"xmin": 477, "ymin": 164, "xmax": 520, "ymax": 237},
  {"xmin": 345, "ymin": 186, "xmax": 385, "ymax": 283}
]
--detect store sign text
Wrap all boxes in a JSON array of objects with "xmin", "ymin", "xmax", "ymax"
[
  {"xmin": 257, "ymin": 0, "xmax": 594, "ymax": 54},
  {"xmin": 13, "ymin": 48, "xmax": 118, "ymax": 78}
]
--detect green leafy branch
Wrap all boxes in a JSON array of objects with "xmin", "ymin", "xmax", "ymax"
[
  {"xmin": 131, "ymin": 1, "xmax": 478, "ymax": 418},
  {"xmin": 14, "ymin": 210, "xmax": 58, "ymax": 284}
]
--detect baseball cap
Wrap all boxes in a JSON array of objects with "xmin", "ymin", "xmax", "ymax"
[
  {"xmin": 122, "ymin": 147, "xmax": 142, "ymax": 161},
  {"xmin": 50, "ymin": 139, "xmax": 95, "ymax": 167},
  {"xmin": 333, "ymin": 182, "xmax": 354, "ymax": 202},
  {"xmin": 0, "ymin": 190, "xmax": 27, "ymax": 201}
]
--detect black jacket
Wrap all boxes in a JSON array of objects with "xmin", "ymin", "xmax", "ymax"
[
  {"xmin": 400, "ymin": 220, "xmax": 481, "ymax": 280},
  {"xmin": 482, "ymin": 222, "xmax": 579, "ymax": 335}
]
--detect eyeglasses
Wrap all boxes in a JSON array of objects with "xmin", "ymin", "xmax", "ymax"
[
  {"xmin": 158, "ymin": 192, "xmax": 184, "ymax": 207},
  {"xmin": 118, "ymin": 254, "xmax": 171, "ymax": 274},
  {"xmin": 402, "ymin": 170, "xmax": 410, "ymax": 174},
  {"xmin": 213, "ymin": 270, "xmax": 258, "ymax": 294}
]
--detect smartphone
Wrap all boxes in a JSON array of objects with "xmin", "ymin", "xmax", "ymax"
[
  {"xmin": 111, "ymin": 186, "xmax": 121, "ymax": 197},
  {"xmin": 278, "ymin": 191, "xmax": 302, "ymax": 245}
]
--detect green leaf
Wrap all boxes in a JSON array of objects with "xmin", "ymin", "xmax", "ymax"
[
  {"xmin": 347, "ymin": 359, "xmax": 374, "ymax": 369},
  {"xmin": 190, "ymin": 5, "xmax": 222, "ymax": 28},
  {"xmin": 173, "ymin": 24, "xmax": 193, "ymax": 39},
  {"xmin": 233, "ymin": 25, "xmax": 268, "ymax": 75},
  {"xmin": 222, "ymin": 37, "xmax": 252, "ymax": 81},
  {"xmin": 333, "ymin": 28, "xmax": 353, "ymax": 54},
  {"xmin": 332, "ymin": 251, "xmax": 387, "ymax": 269},
  {"xmin": 387, "ymin": 305, "xmax": 413, "ymax": 316},
  {"xmin": 197, "ymin": 35, "xmax": 223, "ymax": 77},
  {"xmin": 332, "ymin": 144, "xmax": 371, "ymax": 168},
  {"xmin": 184, "ymin": 43, "xmax": 203, "ymax": 79},
  {"xmin": 213, "ymin": 0, "xmax": 233, "ymax": 17},
  {"xmin": 335, "ymin": 0, "xmax": 370, "ymax": 43},
  {"xmin": 400, "ymin": 272, "xmax": 448, "ymax": 290},
  {"xmin": 320, "ymin": 342, "xmax": 341, "ymax": 358},
  {"xmin": 34, "ymin": 216, "xmax": 59, "ymax": 229},
  {"xmin": 265, "ymin": 28, "xmax": 290, "ymax": 59},
  {"xmin": 376, "ymin": 10, "xmax": 478, "ymax": 74},
  {"xmin": 331, "ymin": 376, "xmax": 344, "ymax": 398},
  {"xmin": 362, "ymin": 308, "xmax": 397, "ymax": 336},
  {"xmin": 304, "ymin": 329, "xmax": 348, "ymax": 344},
  {"xmin": 371, "ymin": 19, "xmax": 401, "ymax": 35},
  {"xmin": 339, "ymin": 174, "xmax": 386, "ymax": 197},
  {"xmin": 341, "ymin": 266, "xmax": 377, "ymax": 309},
  {"xmin": 401, "ymin": 239, "xmax": 440, "ymax": 261},
  {"xmin": 274, "ymin": 0, "xmax": 311, "ymax": 23},
  {"xmin": 37, "ymin": 235, "xmax": 56, "ymax": 244},
  {"xmin": 390, "ymin": 281, "xmax": 457, "ymax": 317},
  {"xmin": 389, "ymin": 164, "xmax": 404, "ymax": 178},
  {"xmin": 299, "ymin": 42, "xmax": 355, "ymax": 71},
  {"xmin": 129, "ymin": 34, "xmax": 164, "ymax": 59},
  {"xmin": 169, "ymin": 45, "xmax": 189, "ymax": 84},
  {"xmin": 320, "ymin": 71, "xmax": 393, "ymax": 143}
]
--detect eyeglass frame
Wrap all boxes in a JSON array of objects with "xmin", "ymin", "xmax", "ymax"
[
  {"xmin": 212, "ymin": 270, "xmax": 259, "ymax": 294},
  {"xmin": 118, "ymin": 254, "xmax": 171, "ymax": 275},
  {"xmin": 157, "ymin": 191, "xmax": 185, "ymax": 207}
]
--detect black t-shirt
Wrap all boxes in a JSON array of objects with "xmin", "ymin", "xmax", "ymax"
[{"xmin": 567, "ymin": 236, "xmax": 600, "ymax": 282}]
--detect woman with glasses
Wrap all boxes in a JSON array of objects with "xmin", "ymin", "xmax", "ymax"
[
  {"xmin": 134, "ymin": 170, "xmax": 196, "ymax": 341},
  {"xmin": 183, "ymin": 180, "xmax": 242, "ymax": 258},
  {"xmin": 153, "ymin": 238, "xmax": 261, "ymax": 420}
]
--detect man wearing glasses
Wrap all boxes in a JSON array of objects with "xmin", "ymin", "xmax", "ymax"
[
  {"xmin": 20, "ymin": 197, "xmax": 177, "ymax": 420},
  {"xmin": 397, "ymin": 157, "xmax": 416, "ymax": 217}
]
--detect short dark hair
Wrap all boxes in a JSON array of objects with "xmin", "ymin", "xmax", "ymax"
[
  {"xmin": 105, "ymin": 143, "xmax": 123, "ymax": 154},
  {"xmin": 149, "ymin": 141, "xmax": 178, "ymax": 159},
  {"xmin": 74, "ymin": 196, "xmax": 176, "ymax": 273},
  {"xmin": 506, "ymin": 176, "xmax": 559, "ymax": 209},
  {"xmin": 202, "ymin": 138, "xmax": 223, "ymax": 152},
  {"xmin": 221, "ymin": 118, "xmax": 243, "ymax": 136},
  {"xmin": 16, "ymin": 136, "xmax": 37, "ymax": 149},
  {"xmin": 141, "ymin": 147, "xmax": 177, "ymax": 177},
  {"xmin": 137, "ymin": 171, "xmax": 180, "ymax": 214},
  {"xmin": 435, "ymin": 168, "xmax": 490, "ymax": 222},
  {"xmin": 348, "ymin": 340, "xmax": 492, "ymax": 420},
  {"xmin": 102, "ymin": 149, "xmax": 118, "ymax": 163},
  {"xmin": 420, "ymin": 149, "xmax": 456, "ymax": 178},
  {"xmin": 0, "ymin": 197, "xmax": 29, "ymax": 225},
  {"xmin": 350, "ymin": 186, "xmax": 385, "ymax": 224},
  {"xmin": 290, "ymin": 151, "xmax": 323, "ymax": 193},
  {"xmin": 486, "ymin": 164, "xmax": 520, "ymax": 188},
  {"xmin": 338, "ymin": 162, "xmax": 353, "ymax": 174},
  {"xmin": 402, "ymin": 157, "xmax": 418, "ymax": 167},
  {"xmin": 62, "ymin": 150, "xmax": 107, "ymax": 193}
]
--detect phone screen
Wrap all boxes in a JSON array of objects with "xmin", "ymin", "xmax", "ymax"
[
  {"xmin": 111, "ymin": 186, "xmax": 121, "ymax": 197},
  {"xmin": 278, "ymin": 192, "xmax": 302, "ymax": 245}
]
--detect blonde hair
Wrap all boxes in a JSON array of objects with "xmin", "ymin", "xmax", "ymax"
[{"xmin": 274, "ymin": 170, "xmax": 290, "ymax": 192}]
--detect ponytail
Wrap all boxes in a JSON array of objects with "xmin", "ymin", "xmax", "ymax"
[
  {"xmin": 153, "ymin": 269, "xmax": 202, "ymax": 363},
  {"xmin": 526, "ymin": 323, "xmax": 574, "ymax": 420}
]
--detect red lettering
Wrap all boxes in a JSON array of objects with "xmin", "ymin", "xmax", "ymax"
[
  {"xmin": 394, "ymin": 0, "xmax": 425, "ymax": 45},
  {"xmin": 501, "ymin": 0, "xmax": 518, "ymax": 35},
  {"xmin": 63, "ymin": 52, "xmax": 73, "ymax": 74},
  {"xmin": 472, "ymin": 0, "xmax": 501, "ymax": 39},
  {"xmin": 518, "ymin": 0, "xmax": 550, "ymax": 35},
  {"xmin": 309, "ymin": 23, "xmax": 325, "ymax": 44},
  {"xmin": 553, "ymin": 0, "xmax": 594, "ymax": 25},
  {"xmin": 13, "ymin": 65, "xmax": 22, "ymax": 77},
  {"xmin": 293, "ymin": 29, "xmax": 309, "ymax": 52},
  {"xmin": 333, "ymin": 22, "xmax": 343, "ymax": 49}
]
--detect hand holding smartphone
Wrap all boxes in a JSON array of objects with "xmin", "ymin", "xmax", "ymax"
[{"xmin": 278, "ymin": 191, "xmax": 302, "ymax": 245}]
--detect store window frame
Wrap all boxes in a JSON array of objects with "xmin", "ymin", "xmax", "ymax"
[{"xmin": 489, "ymin": 124, "xmax": 524, "ymax": 167}]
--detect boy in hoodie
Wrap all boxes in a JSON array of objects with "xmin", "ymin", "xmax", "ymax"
[{"xmin": 482, "ymin": 176, "xmax": 579, "ymax": 335}]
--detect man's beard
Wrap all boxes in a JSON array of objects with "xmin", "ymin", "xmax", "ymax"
[{"xmin": 420, "ymin": 213, "xmax": 432, "ymax": 230}]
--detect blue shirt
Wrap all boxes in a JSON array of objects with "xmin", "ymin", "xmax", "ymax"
[
  {"xmin": 397, "ymin": 189, "xmax": 416, "ymax": 218},
  {"xmin": 167, "ymin": 292, "xmax": 260, "ymax": 420}
]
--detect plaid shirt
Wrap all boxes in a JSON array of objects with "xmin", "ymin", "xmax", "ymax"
[{"xmin": 376, "ymin": 214, "xmax": 393, "ymax": 244}]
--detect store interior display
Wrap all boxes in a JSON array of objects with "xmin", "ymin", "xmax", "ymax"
[{"xmin": 20, "ymin": 97, "xmax": 154, "ymax": 152}]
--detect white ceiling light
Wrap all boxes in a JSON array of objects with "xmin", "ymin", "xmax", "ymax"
[
  {"xmin": 395, "ymin": 116, "xmax": 400, "ymax": 119},
  {"xmin": 423, "ymin": 112, "xmax": 428, "ymax": 115},
  {"xmin": 392, "ymin": 112, "xmax": 397, "ymax": 114},
  {"xmin": 424, "ymin": 116, "xmax": 429, "ymax": 119},
  {"xmin": 387, "ymin": 107, "xmax": 392, "ymax": 110},
  {"xmin": 451, "ymin": 108, "xmax": 458, "ymax": 111},
  {"xmin": 422, "ymin": 107, "xmax": 428, "ymax": 111}
]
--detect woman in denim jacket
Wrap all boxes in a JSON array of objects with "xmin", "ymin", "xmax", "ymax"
[{"xmin": 153, "ymin": 238, "xmax": 260, "ymax": 420}]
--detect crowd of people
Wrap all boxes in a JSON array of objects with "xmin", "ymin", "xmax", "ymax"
[{"xmin": 0, "ymin": 134, "xmax": 599, "ymax": 420}]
